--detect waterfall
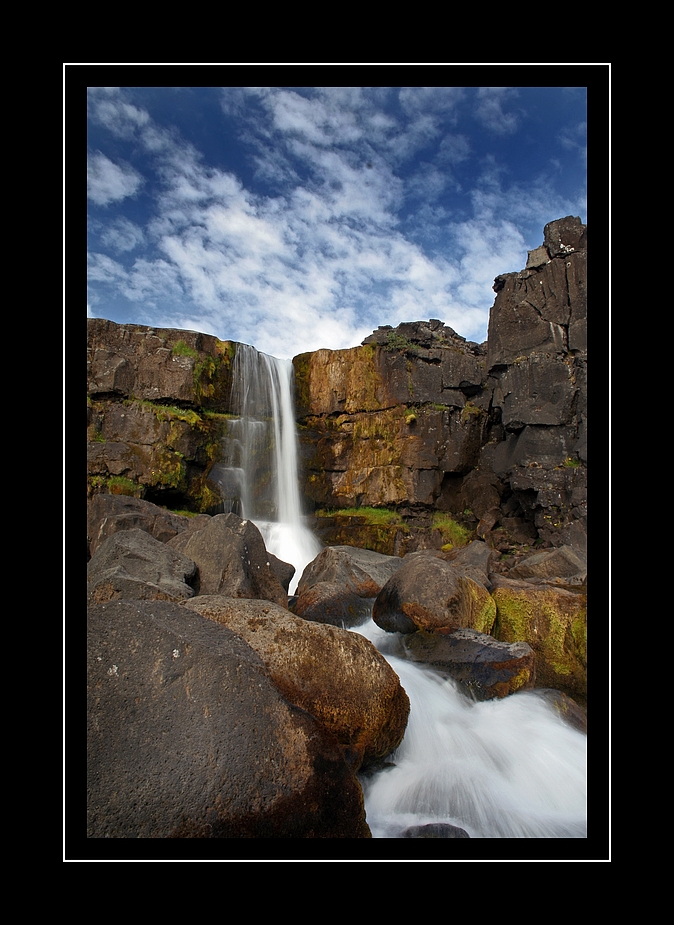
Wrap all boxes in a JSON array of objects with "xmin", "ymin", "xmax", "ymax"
[
  {"xmin": 214, "ymin": 343, "xmax": 587, "ymax": 839},
  {"xmin": 215, "ymin": 344, "xmax": 322, "ymax": 595}
]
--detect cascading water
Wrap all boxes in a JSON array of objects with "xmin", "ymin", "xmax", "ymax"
[
  {"xmin": 214, "ymin": 344, "xmax": 322, "ymax": 594},
  {"xmin": 214, "ymin": 343, "xmax": 587, "ymax": 839},
  {"xmin": 354, "ymin": 618, "xmax": 587, "ymax": 838}
]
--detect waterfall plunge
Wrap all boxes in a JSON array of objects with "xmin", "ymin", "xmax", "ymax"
[{"xmin": 216, "ymin": 344, "xmax": 322, "ymax": 595}]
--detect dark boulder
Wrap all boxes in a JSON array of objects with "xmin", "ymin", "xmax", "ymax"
[
  {"xmin": 293, "ymin": 545, "xmax": 404, "ymax": 627},
  {"xmin": 87, "ymin": 528, "xmax": 197, "ymax": 604},
  {"xmin": 167, "ymin": 512, "xmax": 290, "ymax": 607},
  {"xmin": 403, "ymin": 628, "xmax": 535, "ymax": 700},
  {"xmin": 87, "ymin": 493, "xmax": 211, "ymax": 558},
  {"xmin": 401, "ymin": 823, "xmax": 470, "ymax": 838},
  {"xmin": 87, "ymin": 601, "xmax": 371, "ymax": 838},
  {"xmin": 373, "ymin": 548, "xmax": 496, "ymax": 636}
]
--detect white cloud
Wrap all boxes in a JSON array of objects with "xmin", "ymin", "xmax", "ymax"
[
  {"xmin": 87, "ymin": 152, "xmax": 143, "ymax": 206},
  {"xmin": 475, "ymin": 88, "xmax": 520, "ymax": 135},
  {"xmin": 100, "ymin": 217, "xmax": 145, "ymax": 253}
]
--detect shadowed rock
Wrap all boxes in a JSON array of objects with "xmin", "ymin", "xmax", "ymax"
[
  {"xmin": 87, "ymin": 528, "xmax": 197, "ymax": 604},
  {"xmin": 87, "ymin": 601, "xmax": 371, "ymax": 838},
  {"xmin": 167, "ymin": 512, "xmax": 290, "ymax": 607}
]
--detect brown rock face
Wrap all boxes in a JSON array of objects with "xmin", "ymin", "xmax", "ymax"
[
  {"xmin": 181, "ymin": 595, "xmax": 410, "ymax": 769},
  {"xmin": 87, "ymin": 601, "xmax": 371, "ymax": 838},
  {"xmin": 87, "ymin": 318, "xmax": 235, "ymax": 408}
]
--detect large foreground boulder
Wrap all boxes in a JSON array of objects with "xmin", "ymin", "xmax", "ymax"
[
  {"xmin": 87, "ymin": 601, "xmax": 371, "ymax": 838},
  {"xmin": 87, "ymin": 529, "xmax": 197, "ymax": 604},
  {"xmin": 182, "ymin": 595, "xmax": 410, "ymax": 769}
]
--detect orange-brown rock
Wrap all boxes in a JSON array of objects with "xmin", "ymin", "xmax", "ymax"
[{"xmin": 181, "ymin": 595, "xmax": 410, "ymax": 769}]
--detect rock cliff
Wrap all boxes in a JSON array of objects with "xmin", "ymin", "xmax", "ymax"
[
  {"xmin": 87, "ymin": 215, "xmax": 587, "ymax": 558},
  {"xmin": 293, "ymin": 216, "xmax": 587, "ymax": 555}
]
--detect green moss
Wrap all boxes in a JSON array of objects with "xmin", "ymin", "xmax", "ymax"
[
  {"xmin": 104, "ymin": 476, "xmax": 142, "ymax": 497},
  {"xmin": 316, "ymin": 506, "xmax": 404, "ymax": 526},
  {"xmin": 130, "ymin": 400, "xmax": 202, "ymax": 427},
  {"xmin": 384, "ymin": 331, "xmax": 416, "ymax": 352},
  {"xmin": 171, "ymin": 340, "xmax": 200, "ymax": 359},
  {"xmin": 193, "ymin": 354, "xmax": 217, "ymax": 401},
  {"xmin": 432, "ymin": 513, "xmax": 472, "ymax": 548},
  {"xmin": 460, "ymin": 401, "xmax": 484, "ymax": 423}
]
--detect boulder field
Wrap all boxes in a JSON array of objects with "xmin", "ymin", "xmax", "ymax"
[{"xmin": 86, "ymin": 494, "xmax": 587, "ymax": 839}]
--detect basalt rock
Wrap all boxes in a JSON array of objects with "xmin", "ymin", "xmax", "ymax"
[
  {"xmin": 166, "ymin": 512, "xmax": 290, "ymax": 607},
  {"xmin": 292, "ymin": 545, "xmax": 404, "ymax": 626},
  {"xmin": 181, "ymin": 595, "xmax": 410, "ymax": 769},
  {"xmin": 402, "ymin": 628, "xmax": 535, "ymax": 700},
  {"xmin": 372, "ymin": 546, "xmax": 496, "ymax": 636},
  {"xmin": 86, "ymin": 528, "xmax": 197, "ymax": 604},
  {"xmin": 87, "ymin": 493, "xmax": 211, "ymax": 559},
  {"xmin": 490, "ymin": 574, "xmax": 587, "ymax": 706},
  {"xmin": 87, "ymin": 601, "xmax": 371, "ymax": 838}
]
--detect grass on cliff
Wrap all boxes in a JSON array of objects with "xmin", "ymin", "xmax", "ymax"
[
  {"xmin": 431, "ymin": 512, "xmax": 472, "ymax": 549},
  {"xmin": 316, "ymin": 506, "xmax": 405, "ymax": 526}
]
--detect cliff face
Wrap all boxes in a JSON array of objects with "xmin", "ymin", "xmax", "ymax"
[
  {"xmin": 293, "ymin": 216, "xmax": 587, "ymax": 552},
  {"xmin": 86, "ymin": 216, "xmax": 587, "ymax": 555}
]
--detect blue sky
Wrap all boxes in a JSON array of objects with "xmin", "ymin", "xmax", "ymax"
[{"xmin": 86, "ymin": 81, "xmax": 590, "ymax": 360}]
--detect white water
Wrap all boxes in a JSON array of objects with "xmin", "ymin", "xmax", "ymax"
[
  {"xmin": 216, "ymin": 344, "xmax": 322, "ymax": 594},
  {"xmin": 354, "ymin": 619, "xmax": 587, "ymax": 838}
]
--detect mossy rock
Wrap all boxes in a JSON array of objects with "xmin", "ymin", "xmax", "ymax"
[{"xmin": 491, "ymin": 575, "xmax": 587, "ymax": 705}]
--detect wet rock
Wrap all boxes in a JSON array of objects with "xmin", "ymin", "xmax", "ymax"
[
  {"xmin": 491, "ymin": 574, "xmax": 587, "ymax": 705},
  {"xmin": 373, "ymin": 549, "xmax": 496, "ymax": 636},
  {"xmin": 401, "ymin": 823, "xmax": 470, "ymax": 838},
  {"xmin": 403, "ymin": 628, "xmax": 535, "ymax": 699}
]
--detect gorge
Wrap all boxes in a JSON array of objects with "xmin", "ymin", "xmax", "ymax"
[{"xmin": 86, "ymin": 216, "xmax": 591, "ymax": 846}]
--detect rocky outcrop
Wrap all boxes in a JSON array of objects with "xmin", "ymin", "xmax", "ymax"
[
  {"xmin": 87, "ymin": 601, "xmax": 371, "ymax": 838},
  {"xmin": 293, "ymin": 216, "xmax": 587, "ymax": 556}
]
